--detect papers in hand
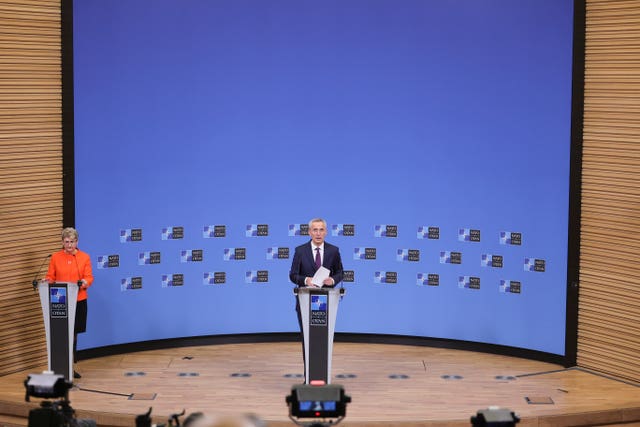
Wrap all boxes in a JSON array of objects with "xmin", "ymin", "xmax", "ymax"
[{"xmin": 311, "ymin": 266, "xmax": 330, "ymax": 287}]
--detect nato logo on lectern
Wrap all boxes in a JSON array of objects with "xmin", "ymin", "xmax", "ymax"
[{"xmin": 311, "ymin": 295, "xmax": 328, "ymax": 326}]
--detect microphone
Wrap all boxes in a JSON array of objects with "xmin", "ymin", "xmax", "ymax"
[
  {"xmin": 32, "ymin": 254, "xmax": 51, "ymax": 290},
  {"xmin": 73, "ymin": 253, "xmax": 83, "ymax": 288}
]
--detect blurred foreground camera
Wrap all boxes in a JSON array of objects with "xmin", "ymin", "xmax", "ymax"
[
  {"xmin": 24, "ymin": 371, "xmax": 96, "ymax": 427},
  {"xmin": 471, "ymin": 407, "xmax": 520, "ymax": 427},
  {"xmin": 286, "ymin": 384, "xmax": 351, "ymax": 427}
]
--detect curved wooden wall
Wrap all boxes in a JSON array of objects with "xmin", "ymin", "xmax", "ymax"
[
  {"xmin": 0, "ymin": 0, "xmax": 62, "ymax": 376},
  {"xmin": 578, "ymin": 0, "xmax": 640, "ymax": 383},
  {"xmin": 0, "ymin": 0, "xmax": 639, "ymax": 384}
]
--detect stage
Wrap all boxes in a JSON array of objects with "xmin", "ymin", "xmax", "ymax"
[{"xmin": 1, "ymin": 342, "xmax": 640, "ymax": 427}]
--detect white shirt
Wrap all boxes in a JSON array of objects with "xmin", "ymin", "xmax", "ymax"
[{"xmin": 311, "ymin": 242, "xmax": 324, "ymax": 266}]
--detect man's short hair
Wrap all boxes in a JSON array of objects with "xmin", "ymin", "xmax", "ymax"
[{"xmin": 308, "ymin": 218, "xmax": 327, "ymax": 229}]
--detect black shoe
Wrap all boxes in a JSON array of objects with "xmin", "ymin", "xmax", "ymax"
[{"xmin": 74, "ymin": 370, "xmax": 81, "ymax": 379}]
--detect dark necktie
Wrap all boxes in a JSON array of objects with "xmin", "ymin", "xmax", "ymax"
[{"xmin": 315, "ymin": 247, "xmax": 321, "ymax": 268}]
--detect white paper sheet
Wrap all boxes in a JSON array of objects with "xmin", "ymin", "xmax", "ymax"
[{"xmin": 311, "ymin": 266, "xmax": 330, "ymax": 287}]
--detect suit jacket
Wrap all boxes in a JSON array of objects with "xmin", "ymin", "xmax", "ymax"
[{"xmin": 289, "ymin": 241, "xmax": 344, "ymax": 287}]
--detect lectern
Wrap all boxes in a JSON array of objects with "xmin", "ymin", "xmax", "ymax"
[
  {"xmin": 295, "ymin": 287, "xmax": 344, "ymax": 384},
  {"xmin": 37, "ymin": 281, "xmax": 78, "ymax": 381}
]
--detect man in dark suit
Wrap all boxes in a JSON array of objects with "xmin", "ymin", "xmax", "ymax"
[
  {"xmin": 289, "ymin": 218, "xmax": 343, "ymax": 288},
  {"xmin": 289, "ymin": 218, "xmax": 344, "ymax": 377}
]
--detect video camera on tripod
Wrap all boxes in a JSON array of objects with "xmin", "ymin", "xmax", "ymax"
[{"xmin": 24, "ymin": 371, "xmax": 96, "ymax": 427}]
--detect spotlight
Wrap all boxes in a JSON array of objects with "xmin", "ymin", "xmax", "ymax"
[
  {"xmin": 471, "ymin": 406, "xmax": 520, "ymax": 427},
  {"xmin": 286, "ymin": 383, "xmax": 351, "ymax": 427}
]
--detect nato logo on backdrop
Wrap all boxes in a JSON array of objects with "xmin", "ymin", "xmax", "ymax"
[
  {"xmin": 181, "ymin": 249, "xmax": 203, "ymax": 262},
  {"xmin": 417, "ymin": 226, "xmax": 440, "ymax": 239},
  {"xmin": 397, "ymin": 249, "xmax": 420, "ymax": 262},
  {"xmin": 354, "ymin": 247, "xmax": 376, "ymax": 260},
  {"xmin": 343, "ymin": 270, "xmax": 355, "ymax": 282},
  {"xmin": 204, "ymin": 272, "xmax": 226, "ymax": 285},
  {"xmin": 162, "ymin": 274, "xmax": 184, "ymax": 287},
  {"xmin": 417, "ymin": 273, "xmax": 439, "ymax": 286},
  {"xmin": 440, "ymin": 251, "xmax": 462, "ymax": 264},
  {"xmin": 97, "ymin": 254, "xmax": 119, "ymax": 269},
  {"xmin": 458, "ymin": 276, "xmax": 480, "ymax": 290},
  {"xmin": 246, "ymin": 224, "xmax": 269, "ymax": 237},
  {"xmin": 288, "ymin": 224, "xmax": 309, "ymax": 236},
  {"xmin": 203, "ymin": 225, "xmax": 226, "ymax": 238},
  {"xmin": 266, "ymin": 247, "xmax": 289, "ymax": 260},
  {"xmin": 223, "ymin": 248, "xmax": 246, "ymax": 260},
  {"xmin": 459, "ymin": 228, "xmax": 481, "ymax": 242},
  {"xmin": 374, "ymin": 271, "xmax": 397, "ymax": 284},
  {"xmin": 161, "ymin": 226, "xmax": 184, "ymax": 240},
  {"xmin": 138, "ymin": 251, "xmax": 161, "ymax": 265},
  {"xmin": 120, "ymin": 228, "xmax": 142, "ymax": 243},
  {"xmin": 121, "ymin": 277, "xmax": 142, "ymax": 291},
  {"xmin": 524, "ymin": 258, "xmax": 546, "ymax": 272},
  {"xmin": 375, "ymin": 224, "xmax": 398, "ymax": 237},
  {"xmin": 481, "ymin": 254, "xmax": 503, "ymax": 268},
  {"xmin": 500, "ymin": 280, "xmax": 521, "ymax": 294},
  {"xmin": 332, "ymin": 224, "xmax": 355, "ymax": 236},
  {"xmin": 500, "ymin": 231, "xmax": 522, "ymax": 245},
  {"xmin": 245, "ymin": 270, "xmax": 269, "ymax": 283}
]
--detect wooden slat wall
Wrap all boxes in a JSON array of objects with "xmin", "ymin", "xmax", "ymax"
[
  {"xmin": 578, "ymin": 0, "xmax": 640, "ymax": 383},
  {"xmin": 0, "ymin": 0, "xmax": 63, "ymax": 376}
]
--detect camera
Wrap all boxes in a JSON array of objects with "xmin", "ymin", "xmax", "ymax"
[
  {"xmin": 24, "ymin": 372, "xmax": 96, "ymax": 427},
  {"xmin": 471, "ymin": 407, "xmax": 520, "ymax": 427},
  {"xmin": 286, "ymin": 384, "xmax": 351, "ymax": 426}
]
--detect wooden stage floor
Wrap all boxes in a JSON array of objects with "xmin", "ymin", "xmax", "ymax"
[{"xmin": 1, "ymin": 342, "xmax": 640, "ymax": 427}]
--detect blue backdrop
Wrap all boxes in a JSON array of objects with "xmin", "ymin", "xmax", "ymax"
[{"xmin": 73, "ymin": 0, "xmax": 575, "ymax": 355}]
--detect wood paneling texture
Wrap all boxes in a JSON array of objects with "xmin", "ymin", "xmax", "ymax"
[
  {"xmin": 578, "ymin": 0, "xmax": 640, "ymax": 383},
  {"xmin": 0, "ymin": 0, "xmax": 62, "ymax": 376}
]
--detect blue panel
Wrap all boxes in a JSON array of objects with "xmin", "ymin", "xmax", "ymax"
[{"xmin": 73, "ymin": 0, "xmax": 574, "ymax": 354}]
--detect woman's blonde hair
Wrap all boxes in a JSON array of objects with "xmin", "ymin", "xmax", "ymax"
[{"xmin": 61, "ymin": 227, "xmax": 78, "ymax": 241}]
